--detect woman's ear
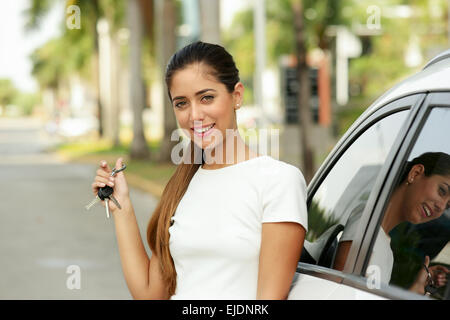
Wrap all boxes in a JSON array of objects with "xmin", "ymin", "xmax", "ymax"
[
  {"xmin": 233, "ymin": 82, "xmax": 244, "ymax": 109},
  {"xmin": 408, "ymin": 164, "xmax": 425, "ymax": 182}
]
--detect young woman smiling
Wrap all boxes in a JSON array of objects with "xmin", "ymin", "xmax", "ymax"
[{"xmin": 91, "ymin": 41, "xmax": 308, "ymax": 299}]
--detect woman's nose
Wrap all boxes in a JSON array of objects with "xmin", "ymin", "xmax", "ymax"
[
  {"xmin": 190, "ymin": 103, "xmax": 204, "ymax": 122},
  {"xmin": 434, "ymin": 197, "xmax": 449, "ymax": 215}
]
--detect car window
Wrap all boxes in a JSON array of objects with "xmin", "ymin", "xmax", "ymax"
[
  {"xmin": 304, "ymin": 109, "xmax": 410, "ymax": 270},
  {"xmin": 367, "ymin": 107, "xmax": 450, "ymax": 299}
]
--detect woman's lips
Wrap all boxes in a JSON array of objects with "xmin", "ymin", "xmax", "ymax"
[
  {"xmin": 421, "ymin": 203, "xmax": 433, "ymax": 218},
  {"xmin": 192, "ymin": 123, "xmax": 215, "ymax": 138}
]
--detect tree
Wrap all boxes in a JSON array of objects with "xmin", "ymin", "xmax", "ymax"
[
  {"xmin": 199, "ymin": 0, "xmax": 220, "ymax": 43},
  {"xmin": 153, "ymin": 0, "xmax": 178, "ymax": 163},
  {"xmin": 0, "ymin": 79, "xmax": 18, "ymax": 111},
  {"xmin": 25, "ymin": 0, "xmax": 106, "ymax": 136},
  {"xmin": 26, "ymin": 0, "xmax": 154, "ymax": 159},
  {"xmin": 128, "ymin": 0, "xmax": 150, "ymax": 159},
  {"xmin": 292, "ymin": 0, "xmax": 315, "ymax": 183},
  {"xmin": 224, "ymin": 0, "xmax": 351, "ymax": 181}
]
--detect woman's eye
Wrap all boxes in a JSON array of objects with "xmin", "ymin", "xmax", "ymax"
[
  {"xmin": 439, "ymin": 186, "xmax": 447, "ymax": 196},
  {"xmin": 201, "ymin": 95, "xmax": 214, "ymax": 103},
  {"xmin": 174, "ymin": 101, "xmax": 186, "ymax": 108}
]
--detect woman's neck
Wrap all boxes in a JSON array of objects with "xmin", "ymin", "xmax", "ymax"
[
  {"xmin": 381, "ymin": 186, "xmax": 406, "ymax": 234},
  {"xmin": 202, "ymin": 132, "xmax": 257, "ymax": 170}
]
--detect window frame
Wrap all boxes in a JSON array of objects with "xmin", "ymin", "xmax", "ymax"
[
  {"xmin": 297, "ymin": 93, "xmax": 427, "ymax": 299},
  {"xmin": 348, "ymin": 92, "xmax": 450, "ymax": 297}
]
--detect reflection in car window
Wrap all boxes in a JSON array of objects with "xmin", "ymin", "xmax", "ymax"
[
  {"xmin": 304, "ymin": 110, "xmax": 409, "ymax": 269},
  {"xmin": 335, "ymin": 107, "xmax": 450, "ymax": 298},
  {"xmin": 372, "ymin": 107, "xmax": 450, "ymax": 299}
]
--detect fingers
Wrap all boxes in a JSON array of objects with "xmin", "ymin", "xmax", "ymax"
[
  {"xmin": 94, "ymin": 176, "xmax": 115, "ymax": 187},
  {"xmin": 91, "ymin": 176, "xmax": 115, "ymax": 195},
  {"xmin": 435, "ymin": 265, "xmax": 450, "ymax": 274},
  {"xmin": 100, "ymin": 160, "xmax": 111, "ymax": 173},
  {"xmin": 114, "ymin": 157, "xmax": 123, "ymax": 172},
  {"xmin": 434, "ymin": 272, "xmax": 447, "ymax": 287},
  {"xmin": 424, "ymin": 255, "xmax": 430, "ymax": 267}
]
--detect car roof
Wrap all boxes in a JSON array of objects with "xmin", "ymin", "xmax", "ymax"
[{"xmin": 362, "ymin": 49, "xmax": 450, "ymax": 116}]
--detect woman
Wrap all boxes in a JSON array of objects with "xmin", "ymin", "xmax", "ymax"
[
  {"xmin": 334, "ymin": 152, "xmax": 450, "ymax": 293},
  {"xmin": 91, "ymin": 41, "xmax": 308, "ymax": 299}
]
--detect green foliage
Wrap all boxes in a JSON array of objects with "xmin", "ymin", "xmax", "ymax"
[
  {"xmin": 223, "ymin": 9, "xmax": 255, "ymax": 104},
  {"xmin": 26, "ymin": 0, "xmax": 126, "ymax": 89},
  {"xmin": 347, "ymin": 0, "xmax": 449, "ymax": 99},
  {"xmin": 13, "ymin": 92, "xmax": 39, "ymax": 116},
  {"xmin": 0, "ymin": 79, "xmax": 38, "ymax": 116},
  {"xmin": 223, "ymin": 0, "xmax": 352, "ymax": 105},
  {"xmin": 307, "ymin": 200, "xmax": 339, "ymax": 242},
  {"xmin": 334, "ymin": 96, "xmax": 371, "ymax": 136},
  {"xmin": 30, "ymin": 38, "xmax": 71, "ymax": 89},
  {"xmin": 0, "ymin": 79, "xmax": 18, "ymax": 106},
  {"xmin": 23, "ymin": 0, "xmax": 54, "ymax": 30}
]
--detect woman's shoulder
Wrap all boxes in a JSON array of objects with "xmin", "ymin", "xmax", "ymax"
[
  {"xmin": 252, "ymin": 155, "xmax": 307, "ymax": 189},
  {"xmin": 257, "ymin": 155, "xmax": 305, "ymax": 177}
]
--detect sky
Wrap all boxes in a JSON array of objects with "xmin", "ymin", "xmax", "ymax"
[
  {"xmin": 0, "ymin": 0, "xmax": 248, "ymax": 94},
  {"xmin": 0, "ymin": 0, "xmax": 64, "ymax": 93}
]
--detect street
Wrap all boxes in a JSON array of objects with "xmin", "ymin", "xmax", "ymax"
[{"xmin": 0, "ymin": 118, "xmax": 158, "ymax": 299}]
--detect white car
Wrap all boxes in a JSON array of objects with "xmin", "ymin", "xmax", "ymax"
[{"xmin": 288, "ymin": 49, "xmax": 450, "ymax": 300}]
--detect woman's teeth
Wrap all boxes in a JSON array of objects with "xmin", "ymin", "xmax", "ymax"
[
  {"xmin": 194, "ymin": 124, "xmax": 214, "ymax": 133},
  {"xmin": 423, "ymin": 204, "xmax": 431, "ymax": 217}
]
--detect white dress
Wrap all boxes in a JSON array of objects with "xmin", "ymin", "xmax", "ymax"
[{"xmin": 168, "ymin": 155, "xmax": 308, "ymax": 299}]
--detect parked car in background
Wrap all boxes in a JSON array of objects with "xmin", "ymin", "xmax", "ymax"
[{"xmin": 288, "ymin": 49, "xmax": 450, "ymax": 300}]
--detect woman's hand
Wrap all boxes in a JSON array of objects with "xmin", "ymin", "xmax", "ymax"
[
  {"xmin": 429, "ymin": 263, "xmax": 449, "ymax": 288},
  {"xmin": 410, "ymin": 255, "xmax": 449, "ymax": 295},
  {"xmin": 91, "ymin": 157, "xmax": 130, "ymax": 212}
]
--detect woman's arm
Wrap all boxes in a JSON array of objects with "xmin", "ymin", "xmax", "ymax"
[
  {"xmin": 256, "ymin": 222, "xmax": 306, "ymax": 299},
  {"xmin": 113, "ymin": 199, "xmax": 169, "ymax": 300},
  {"xmin": 93, "ymin": 158, "xmax": 168, "ymax": 299},
  {"xmin": 333, "ymin": 241, "xmax": 352, "ymax": 271}
]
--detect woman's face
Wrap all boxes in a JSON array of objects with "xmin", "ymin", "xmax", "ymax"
[
  {"xmin": 402, "ymin": 165, "xmax": 450, "ymax": 224},
  {"xmin": 169, "ymin": 63, "xmax": 243, "ymax": 151}
]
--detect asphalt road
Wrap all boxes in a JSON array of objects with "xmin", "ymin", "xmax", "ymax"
[{"xmin": 0, "ymin": 118, "xmax": 158, "ymax": 299}]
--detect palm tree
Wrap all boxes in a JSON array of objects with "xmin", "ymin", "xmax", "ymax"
[
  {"xmin": 127, "ymin": 0, "xmax": 150, "ymax": 159},
  {"xmin": 0, "ymin": 79, "xmax": 18, "ymax": 114},
  {"xmin": 292, "ymin": 0, "xmax": 314, "ymax": 183},
  {"xmin": 25, "ymin": 0, "xmax": 110, "ymax": 137},
  {"xmin": 154, "ymin": 0, "xmax": 178, "ymax": 162},
  {"xmin": 199, "ymin": 0, "xmax": 221, "ymax": 43},
  {"xmin": 26, "ymin": 0, "xmax": 154, "ymax": 159}
]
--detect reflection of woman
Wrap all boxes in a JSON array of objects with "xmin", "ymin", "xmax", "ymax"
[
  {"xmin": 91, "ymin": 42, "xmax": 308, "ymax": 299},
  {"xmin": 334, "ymin": 152, "xmax": 450, "ymax": 293}
]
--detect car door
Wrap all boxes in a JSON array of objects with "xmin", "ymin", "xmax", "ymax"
[
  {"xmin": 289, "ymin": 93, "xmax": 429, "ymax": 300},
  {"xmin": 347, "ymin": 92, "xmax": 450, "ymax": 300}
]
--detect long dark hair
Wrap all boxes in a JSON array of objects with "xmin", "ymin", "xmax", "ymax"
[
  {"xmin": 147, "ymin": 41, "xmax": 240, "ymax": 298},
  {"xmin": 399, "ymin": 152, "xmax": 450, "ymax": 185},
  {"xmin": 165, "ymin": 41, "xmax": 240, "ymax": 100}
]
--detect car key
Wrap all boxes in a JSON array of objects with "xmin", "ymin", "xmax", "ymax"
[
  {"xmin": 85, "ymin": 163, "xmax": 127, "ymax": 218},
  {"xmin": 97, "ymin": 186, "xmax": 114, "ymax": 218}
]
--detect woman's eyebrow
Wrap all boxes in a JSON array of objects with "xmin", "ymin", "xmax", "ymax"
[
  {"xmin": 195, "ymin": 88, "xmax": 216, "ymax": 96},
  {"xmin": 172, "ymin": 88, "xmax": 216, "ymax": 101}
]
